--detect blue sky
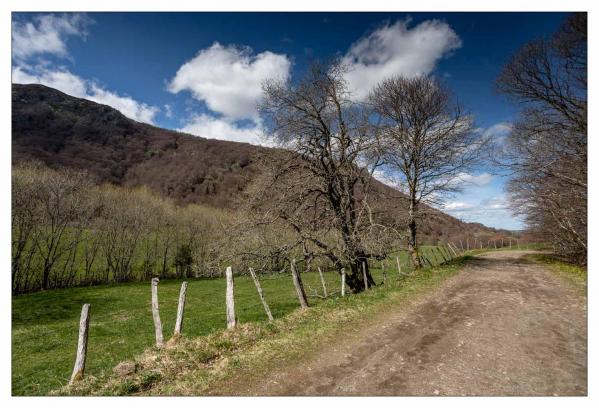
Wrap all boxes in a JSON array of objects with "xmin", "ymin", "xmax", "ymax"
[{"xmin": 11, "ymin": 12, "xmax": 571, "ymax": 230}]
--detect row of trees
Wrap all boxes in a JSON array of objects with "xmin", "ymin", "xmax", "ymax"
[
  {"xmin": 12, "ymin": 162, "xmax": 226, "ymax": 294},
  {"xmin": 497, "ymin": 13, "xmax": 587, "ymax": 264}
]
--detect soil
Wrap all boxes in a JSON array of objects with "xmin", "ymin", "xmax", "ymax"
[{"xmin": 237, "ymin": 251, "xmax": 587, "ymax": 396}]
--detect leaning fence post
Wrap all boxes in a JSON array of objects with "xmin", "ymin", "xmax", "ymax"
[
  {"xmin": 438, "ymin": 247, "xmax": 448, "ymax": 263},
  {"xmin": 396, "ymin": 256, "xmax": 402, "ymax": 278},
  {"xmin": 173, "ymin": 281, "xmax": 188, "ymax": 338},
  {"xmin": 290, "ymin": 259, "xmax": 309, "ymax": 308},
  {"xmin": 69, "ymin": 303, "xmax": 90, "ymax": 384},
  {"xmin": 225, "ymin": 266, "xmax": 237, "ymax": 329},
  {"xmin": 249, "ymin": 267, "xmax": 274, "ymax": 321},
  {"xmin": 341, "ymin": 268, "xmax": 346, "ymax": 297},
  {"xmin": 362, "ymin": 261, "xmax": 369, "ymax": 290},
  {"xmin": 151, "ymin": 278, "xmax": 164, "ymax": 348},
  {"xmin": 317, "ymin": 267, "xmax": 328, "ymax": 298}
]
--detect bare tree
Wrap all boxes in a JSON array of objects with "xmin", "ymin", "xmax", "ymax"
[
  {"xmin": 496, "ymin": 12, "xmax": 587, "ymax": 264},
  {"xmin": 30, "ymin": 167, "xmax": 94, "ymax": 290},
  {"xmin": 370, "ymin": 75, "xmax": 481, "ymax": 268},
  {"xmin": 239, "ymin": 62, "xmax": 399, "ymax": 292}
]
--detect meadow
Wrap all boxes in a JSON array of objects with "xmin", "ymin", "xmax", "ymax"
[{"xmin": 12, "ymin": 247, "xmax": 450, "ymax": 395}]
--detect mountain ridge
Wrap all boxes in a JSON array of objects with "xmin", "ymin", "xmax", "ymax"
[{"xmin": 11, "ymin": 83, "xmax": 513, "ymax": 243}]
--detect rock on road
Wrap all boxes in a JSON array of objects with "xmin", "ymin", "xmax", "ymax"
[{"xmin": 251, "ymin": 251, "xmax": 587, "ymax": 396}]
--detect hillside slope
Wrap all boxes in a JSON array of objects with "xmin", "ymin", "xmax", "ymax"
[{"xmin": 11, "ymin": 83, "xmax": 510, "ymax": 243}]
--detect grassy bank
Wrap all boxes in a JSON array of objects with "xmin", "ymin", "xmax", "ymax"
[
  {"xmin": 524, "ymin": 253, "xmax": 587, "ymax": 292},
  {"xmin": 13, "ymin": 247, "xmax": 449, "ymax": 395},
  {"xmin": 59, "ymin": 255, "xmax": 469, "ymax": 396}
]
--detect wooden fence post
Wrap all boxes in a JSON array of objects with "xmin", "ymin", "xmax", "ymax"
[
  {"xmin": 151, "ymin": 278, "xmax": 164, "ymax": 348},
  {"xmin": 249, "ymin": 267, "xmax": 274, "ymax": 321},
  {"xmin": 449, "ymin": 243, "xmax": 458, "ymax": 256},
  {"xmin": 438, "ymin": 247, "xmax": 448, "ymax": 263},
  {"xmin": 69, "ymin": 303, "xmax": 90, "ymax": 384},
  {"xmin": 341, "ymin": 268, "xmax": 346, "ymax": 297},
  {"xmin": 447, "ymin": 245, "xmax": 455, "ymax": 258},
  {"xmin": 317, "ymin": 267, "xmax": 328, "ymax": 298},
  {"xmin": 396, "ymin": 256, "xmax": 402, "ymax": 278},
  {"xmin": 362, "ymin": 261, "xmax": 369, "ymax": 290},
  {"xmin": 291, "ymin": 259, "xmax": 309, "ymax": 308},
  {"xmin": 381, "ymin": 261, "xmax": 387, "ymax": 286},
  {"xmin": 225, "ymin": 266, "xmax": 237, "ymax": 329},
  {"xmin": 173, "ymin": 281, "xmax": 188, "ymax": 338}
]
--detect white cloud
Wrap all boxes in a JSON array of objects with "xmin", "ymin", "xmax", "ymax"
[
  {"xmin": 164, "ymin": 104, "xmax": 174, "ymax": 119},
  {"xmin": 478, "ymin": 122, "xmax": 513, "ymax": 145},
  {"xmin": 441, "ymin": 195, "xmax": 523, "ymax": 230},
  {"xmin": 12, "ymin": 65, "xmax": 87, "ymax": 97},
  {"xmin": 168, "ymin": 42, "xmax": 291, "ymax": 120},
  {"xmin": 444, "ymin": 201, "xmax": 475, "ymax": 211},
  {"xmin": 87, "ymin": 85, "xmax": 159, "ymax": 124},
  {"xmin": 12, "ymin": 13, "xmax": 91, "ymax": 60},
  {"xmin": 341, "ymin": 19, "xmax": 462, "ymax": 100},
  {"xmin": 453, "ymin": 172, "xmax": 494, "ymax": 187},
  {"xmin": 179, "ymin": 114, "xmax": 267, "ymax": 145},
  {"xmin": 12, "ymin": 66, "xmax": 159, "ymax": 124}
]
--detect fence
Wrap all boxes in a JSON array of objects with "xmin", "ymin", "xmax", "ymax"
[{"xmin": 66, "ymin": 241, "xmax": 523, "ymax": 384}]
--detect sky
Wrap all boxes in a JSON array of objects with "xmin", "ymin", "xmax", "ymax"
[{"xmin": 11, "ymin": 12, "xmax": 571, "ymax": 230}]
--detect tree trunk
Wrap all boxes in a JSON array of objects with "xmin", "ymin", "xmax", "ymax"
[
  {"xmin": 408, "ymin": 199, "xmax": 422, "ymax": 269},
  {"xmin": 345, "ymin": 257, "xmax": 375, "ymax": 293}
]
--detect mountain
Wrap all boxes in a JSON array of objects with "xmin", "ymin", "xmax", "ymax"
[
  {"xmin": 11, "ymin": 83, "xmax": 514, "ymax": 243},
  {"xmin": 12, "ymin": 83, "xmax": 268, "ymax": 207}
]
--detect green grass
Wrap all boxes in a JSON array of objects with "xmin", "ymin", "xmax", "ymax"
[
  {"xmin": 12, "ymin": 246, "xmax": 450, "ymax": 396},
  {"xmin": 524, "ymin": 253, "xmax": 587, "ymax": 292},
  {"xmin": 62, "ymin": 255, "xmax": 469, "ymax": 396}
]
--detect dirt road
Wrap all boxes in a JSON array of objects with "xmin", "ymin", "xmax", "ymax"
[{"xmin": 249, "ymin": 251, "xmax": 587, "ymax": 396}]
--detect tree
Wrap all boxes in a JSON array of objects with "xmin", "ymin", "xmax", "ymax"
[
  {"xmin": 370, "ymin": 75, "xmax": 481, "ymax": 268},
  {"xmin": 240, "ymin": 62, "xmax": 399, "ymax": 292},
  {"xmin": 496, "ymin": 12, "xmax": 587, "ymax": 264},
  {"xmin": 31, "ymin": 167, "xmax": 94, "ymax": 290}
]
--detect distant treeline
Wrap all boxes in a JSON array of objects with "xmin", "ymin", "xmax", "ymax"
[{"xmin": 12, "ymin": 162, "xmax": 228, "ymax": 294}]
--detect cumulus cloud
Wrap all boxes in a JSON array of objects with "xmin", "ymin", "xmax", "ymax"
[
  {"xmin": 168, "ymin": 42, "xmax": 291, "ymax": 120},
  {"xmin": 12, "ymin": 13, "xmax": 92, "ymax": 60},
  {"xmin": 341, "ymin": 19, "xmax": 462, "ymax": 100},
  {"xmin": 12, "ymin": 65, "xmax": 87, "ymax": 97},
  {"xmin": 12, "ymin": 65, "xmax": 159, "ymax": 124},
  {"xmin": 442, "ymin": 196, "xmax": 523, "ymax": 230},
  {"xmin": 178, "ymin": 114, "xmax": 267, "ymax": 145},
  {"xmin": 86, "ymin": 85, "xmax": 159, "ymax": 124}
]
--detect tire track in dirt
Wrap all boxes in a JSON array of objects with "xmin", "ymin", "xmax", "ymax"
[{"xmin": 245, "ymin": 251, "xmax": 587, "ymax": 396}]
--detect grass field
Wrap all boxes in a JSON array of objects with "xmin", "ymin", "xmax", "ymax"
[{"xmin": 13, "ymin": 246, "xmax": 451, "ymax": 395}]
